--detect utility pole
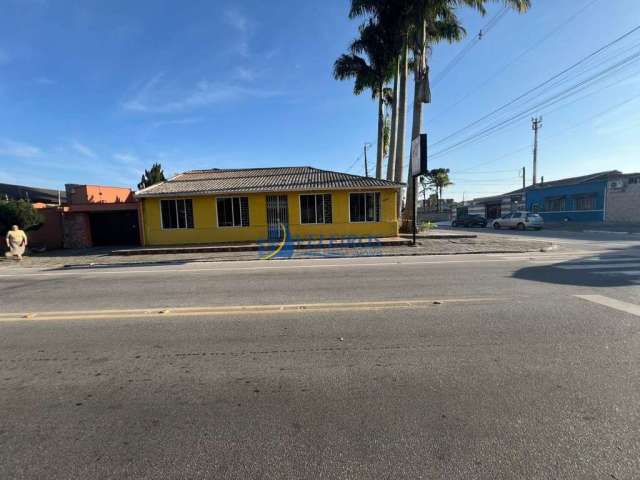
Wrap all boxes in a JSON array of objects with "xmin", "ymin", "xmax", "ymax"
[
  {"xmin": 532, "ymin": 117, "xmax": 542, "ymax": 185},
  {"xmin": 521, "ymin": 166, "xmax": 526, "ymax": 210},
  {"xmin": 363, "ymin": 143, "xmax": 371, "ymax": 178}
]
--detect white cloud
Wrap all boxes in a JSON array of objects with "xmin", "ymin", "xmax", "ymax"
[
  {"xmin": 223, "ymin": 9, "xmax": 252, "ymax": 57},
  {"xmin": 224, "ymin": 9, "xmax": 249, "ymax": 33},
  {"xmin": 152, "ymin": 117, "xmax": 203, "ymax": 129},
  {"xmin": 122, "ymin": 76, "xmax": 281, "ymax": 114},
  {"xmin": 113, "ymin": 152, "xmax": 139, "ymax": 164},
  {"xmin": 71, "ymin": 140, "xmax": 97, "ymax": 159},
  {"xmin": 0, "ymin": 138, "xmax": 42, "ymax": 158},
  {"xmin": 233, "ymin": 66, "xmax": 258, "ymax": 81}
]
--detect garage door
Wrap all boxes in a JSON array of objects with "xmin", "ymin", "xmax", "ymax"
[{"xmin": 89, "ymin": 211, "xmax": 140, "ymax": 246}]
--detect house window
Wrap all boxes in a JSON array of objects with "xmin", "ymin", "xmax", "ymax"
[
  {"xmin": 217, "ymin": 197, "xmax": 249, "ymax": 227},
  {"xmin": 629, "ymin": 177, "xmax": 640, "ymax": 184},
  {"xmin": 544, "ymin": 197, "xmax": 566, "ymax": 212},
  {"xmin": 350, "ymin": 192, "xmax": 381, "ymax": 222},
  {"xmin": 575, "ymin": 195, "xmax": 596, "ymax": 211},
  {"xmin": 300, "ymin": 194, "xmax": 332, "ymax": 224},
  {"xmin": 161, "ymin": 199, "xmax": 194, "ymax": 229}
]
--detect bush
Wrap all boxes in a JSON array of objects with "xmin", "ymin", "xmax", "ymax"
[{"xmin": 0, "ymin": 200, "xmax": 44, "ymax": 236}]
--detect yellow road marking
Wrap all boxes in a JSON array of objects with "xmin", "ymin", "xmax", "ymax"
[{"xmin": 0, "ymin": 297, "xmax": 498, "ymax": 322}]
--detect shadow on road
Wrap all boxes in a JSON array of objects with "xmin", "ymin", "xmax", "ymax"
[{"xmin": 513, "ymin": 246, "xmax": 640, "ymax": 287}]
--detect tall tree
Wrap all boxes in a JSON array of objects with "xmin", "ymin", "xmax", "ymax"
[
  {"xmin": 425, "ymin": 168, "xmax": 454, "ymax": 212},
  {"xmin": 349, "ymin": 0, "xmax": 409, "ymax": 186},
  {"xmin": 138, "ymin": 163, "xmax": 166, "ymax": 190},
  {"xmin": 335, "ymin": 20, "xmax": 395, "ymax": 179},
  {"xmin": 404, "ymin": 0, "xmax": 531, "ymax": 224}
]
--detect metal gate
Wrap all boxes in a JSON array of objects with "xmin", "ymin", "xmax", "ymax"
[{"xmin": 266, "ymin": 195, "xmax": 289, "ymax": 240}]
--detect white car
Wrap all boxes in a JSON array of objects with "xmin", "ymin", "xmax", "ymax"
[{"xmin": 492, "ymin": 212, "xmax": 544, "ymax": 230}]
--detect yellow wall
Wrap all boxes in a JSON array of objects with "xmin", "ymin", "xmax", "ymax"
[{"xmin": 141, "ymin": 189, "xmax": 399, "ymax": 246}]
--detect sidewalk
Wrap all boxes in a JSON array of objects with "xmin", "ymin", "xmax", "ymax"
[
  {"xmin": 528, "ymin": 222, "xmax": 640, "ymax": 234},
  {"xmin": 1, "ymin": 235, "xmax": 553, "ymax": 269}
]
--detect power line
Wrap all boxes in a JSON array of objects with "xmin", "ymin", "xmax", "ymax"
[
  {"xmin": 429, "ymin": 47, "xmax": 640, "ymax": 159},
  {"xmin": 431, "ymin": 7, "xmax": 508, "ymax": 88},
  {"xmin": 345, "ymin": 153, "xmax": 363, "ymax": 173},
  {"xmin": 430, "ymin": 23, "xmax": 640, "ymax": 150},
  {"xmin": 429, "ymin": 0, "xmax": 602, "ymax": 122},
  {"xmin": 449, "ymin": 91, "xmax": 640, "ymax": 174},
  {"xmin": 437, "ymin": 60, "xmax": 640, "ymax": 169}
]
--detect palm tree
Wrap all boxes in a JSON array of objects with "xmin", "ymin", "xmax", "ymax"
[
  {"xmin": 349, "ymin": 1, "xmax": 407, "ymax": 183},
  {"xmin": 334, "ymin": 20, "xmax": 395, "ymax": 179},
  {"xmin": 419, "ymin": 175, "xmax": 433, "ymax": 209},
  {"xmin": 425, "ymin": 168, "xmax": 454, "ymax": 212},
  {"xmin": 403, "ymin": 0, "xmax": 531, "ymax": 225}
]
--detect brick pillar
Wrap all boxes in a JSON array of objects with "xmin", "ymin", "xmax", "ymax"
[{"xmin": 62, "ymin": 212, "xmax": 92, "ymax": 249}]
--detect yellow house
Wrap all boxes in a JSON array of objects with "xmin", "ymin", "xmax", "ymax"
[{"xmin": 136, "ymin": 166, "xmax": 403, "ymax": 246}]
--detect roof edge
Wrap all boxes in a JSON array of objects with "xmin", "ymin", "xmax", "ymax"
[{"xmin": 136, "ymin": 184, "xmax": 403, "ymax": 198}]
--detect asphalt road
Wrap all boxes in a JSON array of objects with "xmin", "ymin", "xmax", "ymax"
[{"xmin": 1, "ymin": 231, "xmax": 640, "ymax": 479}]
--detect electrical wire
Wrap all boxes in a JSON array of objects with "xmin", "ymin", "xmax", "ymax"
[
  {"xmin": 429, "ymin": 0, "xmax": 603, "ymax": 122},
  {"xmin": 430, "ymin": 47, "xmax": 640, "ymax": 159},
  {"xmin": 430, "ymin": 23, "xmax": 640, "ymax": 150},
  {"xmin": 431, "ymin": 7, "xmax": 508, "ymax": 88},
  {"xmin": 451, "ymin": 92, "xmax": 640, "ymax": 174}
]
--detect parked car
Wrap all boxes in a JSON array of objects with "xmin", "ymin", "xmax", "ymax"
[
  {"xmin": 451, "ymin": 214, "xmax": 488, "ymax": 228},
  {"xmin": 492, "ymin": 212, "xmax": 544, "ymax": 230}
]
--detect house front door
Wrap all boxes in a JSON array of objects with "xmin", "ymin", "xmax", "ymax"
[{"xmin": 266, "ymin": 195, "xmax": 289, "ymax": 240}]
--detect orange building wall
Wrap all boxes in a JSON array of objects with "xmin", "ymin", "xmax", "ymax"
[
  {"xmin": 28, "ymin": 206, "xmax": 64, "ymax": 250},
  {"xmin": 65, "ymin": 184, "xmax": 135, "ymax": 204}
]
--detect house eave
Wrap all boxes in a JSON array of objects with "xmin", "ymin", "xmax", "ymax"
[{"xmin": 135, "ymin": 184, "xmax": 404, "ymax": 199}]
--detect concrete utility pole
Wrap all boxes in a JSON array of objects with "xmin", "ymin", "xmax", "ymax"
[
  {"xmin": 522, "ymin": 166, "xmax": 526, "ymax": 192},
  {"xmin": 532, "ymin": 117, "xmax": 542, "ymax": 185},
  {"xmin": 363, "ymin": 143, "xmax": 371, "ymax": 178}
]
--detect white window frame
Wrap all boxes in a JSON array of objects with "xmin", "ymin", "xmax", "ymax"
[
  {"xmin": 216, "ymin": 196, "xmax": 249, "ymax": 228},
  {"xmin": 348, "ymin": 191, "xmax": 381, "ymax": 223},
  {"xmin": 160, "ymin": 198, "xmax": 194, "ymax": 230},
  {"xmin": 299, "ymin": 193, "xmax": 332, "ymax": 225}
]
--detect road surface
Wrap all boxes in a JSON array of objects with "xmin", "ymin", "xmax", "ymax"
[{"xmin": 1, "ymin": 231, "xmax": 639, "ymax": 479}]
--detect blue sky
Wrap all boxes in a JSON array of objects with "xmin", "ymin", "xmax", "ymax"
[{"xmin": 1, "ymin": 0, "xmax": 639, "ymax": 200}]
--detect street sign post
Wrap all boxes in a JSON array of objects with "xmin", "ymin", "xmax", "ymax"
[{"xmin": 410, "ymin": 134, "xmax": 428, "ymax": 246}]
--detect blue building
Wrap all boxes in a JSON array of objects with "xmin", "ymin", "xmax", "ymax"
[{"xmin": 525, "ymin": 171, "xmax": 619, "ymax": 223}]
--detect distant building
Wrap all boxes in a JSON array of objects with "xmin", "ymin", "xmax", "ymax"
[
  {"xmin": 461, "ymin": 170, "xmax": 640, "ymax": 224},
  {"xmin": 524, "ymin": 171, "xmax": 617, "ymax": 223},
  {"xmin": 466, "ymin": 189, "xmax": 526, "ymax": 220},
  {"xmin": 3, "ymin": 183, "xmax": 139, "ymax": 249},
  {"xmin": 605, "ymin": 172, "xmax": 640, "ymax": 223},
  {"xmin": 0, "ymin": 182, "xmax": 66, "ymax": 204}
]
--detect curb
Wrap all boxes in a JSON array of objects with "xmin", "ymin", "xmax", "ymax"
[
  {"xmin": 111, "ymin": 238, "xmax": 412, "ymax": 256},
  {"xmin": 60, "ymin": 246, "xmax": 554, "ymax": 270}
]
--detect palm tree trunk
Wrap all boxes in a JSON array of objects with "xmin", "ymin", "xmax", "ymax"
[
  {"xmin": 386, "ymin": 58, "xmax": 400, "ymax": 181},
  {"xmin": 375, "ymin": 89, "xmax": 384, "ymax": 180},
  {"xmin": 394, "ymin": 41, "xmax": 408, "ymax": 185},
  {"xmin": 405, "ymin": 17, "xmax": 428, "ymax": 225},
  {"xmin": 394, "ymin": 41, "xmax": 408, "ymax": 221},
  {"xmin": 404, "ymin": 60, "xmax": 423, "ymax": 222}
]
